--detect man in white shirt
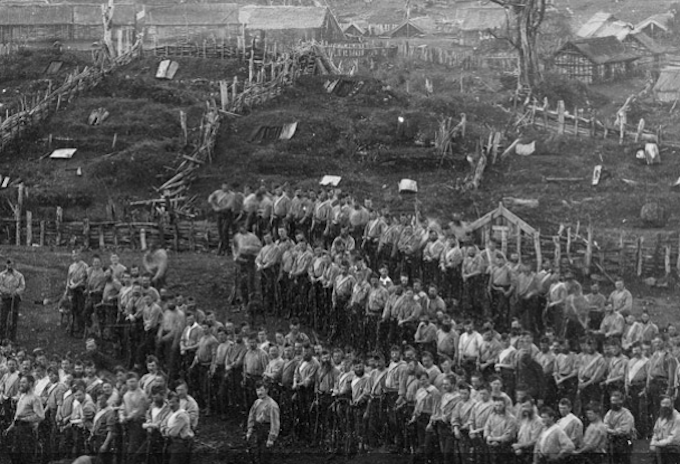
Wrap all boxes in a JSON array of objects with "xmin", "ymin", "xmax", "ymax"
[
  {"xmin": 457, "ymin": 320, "xmax": 483, "ymax": 379},
  {"xmin": 6, "ymin": 375, "xmax": 45, "ymax": 464},
  {"xmin": 534, "ymin": 406, "xmax": 575, "ymax": 463}
]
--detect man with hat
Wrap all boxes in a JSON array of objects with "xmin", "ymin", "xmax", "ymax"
[{"xmin": 0, "ymin": 258, "xmax": 25, "ymax": 340}]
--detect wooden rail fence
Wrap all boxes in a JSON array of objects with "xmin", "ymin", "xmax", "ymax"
[{"xmin": 518, "ymin": 97, "xmax": 678, "ymax": 146}]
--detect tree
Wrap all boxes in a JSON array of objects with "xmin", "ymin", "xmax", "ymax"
[{"xmin": 489, "ymin": 0, "xmax": 546, "ymax": 90}]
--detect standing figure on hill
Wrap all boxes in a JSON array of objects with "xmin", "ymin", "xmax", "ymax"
[
  {"xmin": 232, "ymin": 224, "xmax": 263, "ymax": 312},
  {"xmin": 0, "ymin": 259, "xmax": 25, "ymax": 341},
  {"xmin": 66, "ymin": 250, "xmax": 89, "ymax": 338},
  {"xmin": 144, "ymin": 243, "xmax": 169, "ymax": 290},
  {"xmin": 208, "ymin": 182, "xmax": 236, "ymax": 256}
]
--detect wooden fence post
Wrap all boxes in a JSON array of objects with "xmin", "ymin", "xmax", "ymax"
[
  {"xmin": 83, "ymin": 218, "xmax": 90, "ymax": 249},
  {"xmin": 516, "ymin": 228, "xmax": 522, "ymax": 263},
  {"xmin": 557, "ymin": 100, "xmax": 565, "ymax": 135},
  {"xmin": 534, "ymin": 232, "xmax": 542, "ymax": 272},
  {"xmin": 585, "ymin": 221, "xmax": 593, "ymax": 269},
  {"xmin": 99, "ymin": 225, "xmax": 105, "ymax": 249},
  {"xmin": 140, "ymin": 228, "xmax": 147, "ymax": 251},
  {"xmin": 26, "ymin": 211, "xmax": 32, "ymax": 246},
  {"xmin": 574, "ymin": 107, "xmax": 579, "ymax": 136},
  {"xmin": 56, "ymin": 206, "xmax": 63, "ymax": 246},
  {"xmin": 15, "ymin": 183, "xmax": 24, "ymax": 247},
  {"xmin": 665, "ymin": 244, "xmax": 671, "ymax": 276},
  {"xmin": 39, "ymin": 220, "xmax": 45, "ymax": 246},
  {"xmin": 636, "ymin": 237, "xmax": 644, "ymax": 276},
  {"xmin": 553, "ymin": 236, "xmax": 561, "ymax": 270},
  {"xmin": 566, "ymin": 227, "xmax": 572, "ymax": 264}
]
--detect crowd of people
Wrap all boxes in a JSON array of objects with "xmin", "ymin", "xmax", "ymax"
[{"xmin": 0, "ymin": 181, "xmax": 679, "ymax": 464}]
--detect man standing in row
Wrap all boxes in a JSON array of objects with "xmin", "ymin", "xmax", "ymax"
[{"xmin": 0, "ymin": 259, "xmax": 25, "ymax": 341}]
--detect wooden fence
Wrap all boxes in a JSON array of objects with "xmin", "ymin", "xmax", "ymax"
[
  {"xmin": 395, "ymin": 41, "xmax": 518, "ymax": 71},
  {"xmin": 0, "ymin": 40, "xmax": 142, "ymax": 154},
  {"xmin": 518, "ymin": 98, "xmax": 679, "ymax": 146},
  {"xmin": 3, "ymin": 208, "xmax": 678, "ymax": 282}
]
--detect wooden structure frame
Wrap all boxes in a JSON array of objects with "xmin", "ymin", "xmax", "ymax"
[{"xmin": 467, "ymin": 202, "xmax": 542, "ymax": 271}]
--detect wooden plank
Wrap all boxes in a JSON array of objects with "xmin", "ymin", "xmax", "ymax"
[
  {"xmin": 516, "ymin": 228, "xmax": 522, "ymax": 263},
  {"xmin": 39, "ymin": 220, "xmax": 45, "ymax": 246},
  {"xmin": 619, "ymin": 232, "xmax": 625, "ymax": 276},
  {"xmin": 665, "ymin": 244, "xmax": 671, "ymax": 276},
  {"xmin": 25, "ymin": 211, "xmax": 32, "ymax": 246},
  {"xmin": 534, "ymin": 232, "xmax": 542, "ymax": 272},
  {"xmin": 140, "ymin": 227, "xmax": 147, "ymax": 251},
  {"xmin": 636, "ymin": 236, "xmax": 644, "ymax": 276},
  {"xmin": 557, "ymin": 100, "xmax": 565, "ymax": 135},
  {"xmin": 553, "ymin": 236, "xmax": 561, "ymax": 270}
]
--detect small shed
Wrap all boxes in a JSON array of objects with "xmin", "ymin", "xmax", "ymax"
[
  {"xmin": 239, "ymin": 6, "xmax": 345, "ymax": 47},
  {"xmin": 145, "ymin": 3, "xmax": 240, "ymax": 46},
  {"xmin": 635, "ymin": 12, "xmax": 673, "ymax": 40},
  {"xmin": 576, "ymin": 12, "xmax": 632, "ymax": 40},
  {"xmin": 449, "ymin": 4, "xmax": 508, "ymax": 47},
  {"xmin": 343, "ymin": 23, "xmax": 366, "ymax": 38},
  {"xmin": 653, "ymin": 67, "xmax": 680, "ymax": 103},
  {"xmin": 553, "ymin": 37, "xmax": 641, "ymax": 84},
  {"xmin": 389, "ymin": 20, "xmax": 424, "ymax": 38}
]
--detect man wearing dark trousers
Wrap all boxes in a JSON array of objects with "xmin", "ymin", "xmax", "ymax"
[{"xmin": 0, "ymin": 259, "xmax": 25, "ymax": 341}]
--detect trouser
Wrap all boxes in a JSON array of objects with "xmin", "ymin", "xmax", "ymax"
[
  {"xmin": 383, "ymin": 392, "xmax": 399, "ymax": 448},
  {"xmin": 579, "ymin": 383, "xmax": 602, "ymax": 416},
  {"xmin": 248, "ymin": 422, "xmax": 272, "ymax": 464},
  {"xmin": 138, "ymin": 329, "xmax": 157, "ymax": 368},
  {"xmin": 277, "ymin": 275, "xmax": 291, "ymax": 317},
  {"xmin": 422, "ymin": 260, "xmax": 439, "ymax": 288},
  {"xmin": 8, "ymin": 422, "xmax": 37, "ymax": 464},
  {"xmin": 396, "ymin": 402, "xmax": 415, "ymax": 452},
  {"xmin": 90, "ymin": 433, "xmax": 117, "ymax": 464},
  {"xmin": 237, "ymin": 257, "xmax": 257, "ymax": 308},
  {"xmin": 217, "ymin": 210, "xmax": 233, "ymax": 254},
  {"xmin": 0, "ymin": 296, "xmax": 19, "ymax": 340},
  {"xmin": 244, "ymin": 375, "xmax": 262, "ymax": 416},
  {"xmin": 463, "ymin": 276, "xmax": 487, "ymax": 319},
  {"xmin": 460, "ymin": 358, "xmax": 477, "ymax": 382},
  {"xmin": 130, "ymin": 429, "xmax": 164, "ymax": 464},
  {"xmin": 197, "ymin": 363, "xmax": 213, "ymax": 410},
  {"xmin": 414, "ymin": 413, "xmax": 433, "ymax": 461},
  {"xmin": 71, "ymin": 425, "xmax": 89, "ymax": 457},
  {"xmin": 330, "ymin": 297, "xmax": 349, "ymax": 343},
  {"xmin": 100, "ymin": 302, "xmax": 118, "ymax": 340},
  {"xmin": 517, "ymin": 295, "xmax": 538, "ymax": 335},
  {"xmin": 313, "ymin": 393, "xmax": 334, "ymax": 447},
  {"xmin": 609, "ymin": 435, "xmax": 632, "ymax": 464},
  {"xmin": 457, "ymin": 430, "xmax": 474, "ymax": 464},
  {"xmin": 363, "ymin": 240, "xmax": 379, "ymax": 269},
  {"xmin": 432, "ymin": 420, "xmax": 454, "ymax": 464},
  {"xmin": 364, "ymin": 396, "xmax": 385, "ymax": 447},
  {"xmin": 69, "ymin": 287, "xmax": 86, "ymax": 335},
  {"xmin": 649, "ymin": 378, "xmax": 669, "ymax": 423},
  {"xmin": 627, "ymin": 383, "xmax": 648, "ymax": 438},
  {"xmin": 557, "ymin": 377, "xmax": 578, "ymax": 407},
  {"xmin": 86, "ymin": 291, "xmax": 104, "ymax": 331},
  {"xmin": 363, "ymin": 314, "xmax": 380, "ymax": 356},
  {"xmin": 487, "ymin": 442, "xmax": 512, "ymax": 464},
  {"xmin": 156, "ymin": 336, "xmax": 178, "ymax": 383},
  {"xmin": 294, "ymin": 385, "xmax": 314, "ymax": 438},
  {"xmin": 399, "ymin": 253, "xmax": 419, "ymax": 283},
  {"xmin": 271, "ymin": 216, "xmax": 286, "ymax": 241},
  {"xmin": 165, "ymin": 437, "xmax": 192, "ymax": 464},
  {"xmin": 544, "ymin": 303, "xmax": 565, "ymax": 338},
  {"xmin": 279, "ymin": 387, "xmax": 294, "ymax": 437},
  {"xmin": 470, "ymin": 434, "xmax": 488, "ymax": 464},
  {"xmin": 350, "ymin": 404, "xmax": 367, "ymax": 452},
  {"xmin": 261, "ymin": 267, "xmax": 279, "ymax": 315},
  {"xmin": 543, "ymin": 373, "xmax": 558, "ymax": 408},
  {"xmin": 499, "ymin": 367, "xmax": 516, "ymax": 402},
  {"xmin": 292, "ymin": 276, "xmax": 311, "ymax": 322},
  {"xmin": 490, "ymin": 287, "xmax": 511, "ymax": 331},
  {"xmin": 125, "ymin": 419, "xmax": 146, "ymax": 457},
  {"xmin": 654, "ymin": 446, "xmax": 680, "ymax": 464},
  {"xmin": 443, "ymin": 266, "xmax": 463, "ymax": 303},
  {"xmin": 310, "ymin": 282, "xmax": 326, "ymax": 332}
]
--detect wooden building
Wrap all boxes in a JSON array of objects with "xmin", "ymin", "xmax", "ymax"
[
  {"xmin": 73, "ymin": 4, "xmax": 136, "ymax": 44},
  {"xmin": 634, "ymin": 12, "xmax": 673, "ymax": 40},
  {"xmin": 239, "ymin": 6, "xmax": 345, "ymax": 47},
  {"xmin": 449, "ymin": 3, "xmax": 508, "ymax": 47},
  {"xmin": 365, "ymin": 8, "xmax": 404, "ymax": 36},
  {"xmin": 622, "ymin": 31, "xmax": 665, "ymax": 69},
  {"xmin": 145, "ymin": 3, "xmax": 240, "ymax": 46},
  {"xmin": 553, "ymin": 37, "xmax": 641, "ymax": 84},
  {"xmin": 0, "ymin": 4, "xmax": 73, "ymax": 43},
  {"xmin": 576, "ymin": 12, "xmax": 632, "ymax": 40},
  {"xmin": 389, "ymin": 20, "xmax": 424, "ymax": 38}
]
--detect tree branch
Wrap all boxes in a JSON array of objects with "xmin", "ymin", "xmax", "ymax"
[{"xmin": 486, "ymin": 28, "xmax": 519, "ymax": 50}]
